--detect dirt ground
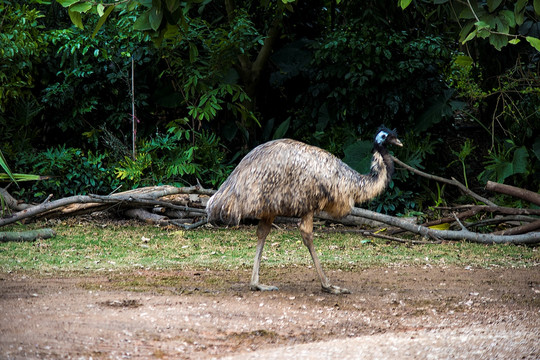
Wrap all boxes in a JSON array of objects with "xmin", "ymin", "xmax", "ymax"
[{"xmin": 1, "ymin": 265, "xmax": 539, "ymax": 359}]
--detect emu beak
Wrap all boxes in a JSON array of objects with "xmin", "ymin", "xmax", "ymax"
[{"xmin": 391, "ymin": 138, "xmax": 403, "ymax": 147}]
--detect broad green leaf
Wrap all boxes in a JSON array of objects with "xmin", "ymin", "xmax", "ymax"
[
  {"xmin": 462, "ymin": 29, "xmax": 477, "ymax": 44},
  {"xmin": 149, "ymin": 6, "xmax": 163, "ymax": 31},
  {"xmin": 459, "ymin": 21, "xmax": 475, "ymax": 42},
  {"xmin": 492, "ymin": 15, "xmax": 509, "ymax": 33},
  {"xmin": 509, "ymin": 38, "xmax": 520, "ymax": 45},
  {"xmin": 515, "ymin": 0, "xmax": 528, "ymax": 13},
  {"xmin": 97, "ymin": 3, "xmax": 104, "ymax": 17},
  {"xmin": 57, "ymin": 0, "xmax": 79, "ymax": 7},
  {"xmin": 189, "ymin": 42, "xmax": 198, "ymax": 63},
  {"xmin": 133, "ymin": 11, "xmax": 152, "ymax": 31},
  {"xmin": 459, "ymin": 6, "xmax": 476, "ymax": 20},
  {"xmin": 139, "ymin": 0, "xmax": 153, "ymax": 8},
  {"xmin": 515, "ymin": 0, "xmax": 528, "ymax": 25},
  {"xmin": 475, "ymin": 20, "xmax": 490, "ymax": 29},
  {"xmin": 487, "ymin": 0, "xmax": 502, "ymax": 12},
  {"xmin": 70, "ymin": 2, "xmax": 92, "ymax": 13},
  {"xmin": 512, "ymin": 146, "xmax": 529, "ymax": 175},
  {"xmin": 526, "ymin": 36, "xmax": 540, "ymax": 51},
  {"xmin": 495, "ymin": 162, "xmax": 513, "ymax": 183},
  {"xmin": 489, "ymin": 33, "xmax": 508, "ymax": 50},
  {"xmin": 0, "ymin": 150, "xmax": 15, "ymax": 183},
  {"xmin": 499, "ymin": 10, "xmax": 515, "ymax": 27},
  {"xmin": 92, "ymin": 5, "xmax": 115, "ymax": 38},
  {"xmin": 454, "ymin": 55, "xmax": 474, "ymax": 68},
  {"xmin": 535, "ymin": 0, "xmax": 540, "ymax": 15},
  {"xmin": 68, "ymin": 9, "xmax": 84, "ymax": 29},
  {"xmin": 399, "ymin": 0, "xmax": 413, "ymax": 10},
  {"xmin": 165, "ymin": 0, "xmax": 182, "ymax": 13},
  {"xmin": 343, "ymin": 140, "xmax": 372, "ymax": 173},
  {"xmin": 514, "ymin": 10, "xmax": 524, "ymax": 25},
  {"xmin": 272, "ymin": 118, "xmax": 290, "ymax": 140}
]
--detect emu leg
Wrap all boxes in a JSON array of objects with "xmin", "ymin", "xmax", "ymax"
[
  {"xmin": 299, "ymin": 213, "xmax": 350, "ymax": 295},
  {"xmin": 250, "ymin": 217, "xmax": 278, "ymax": 291}
]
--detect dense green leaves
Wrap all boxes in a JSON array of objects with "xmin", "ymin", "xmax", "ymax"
[
  {"xmin": 3, "ymin": 0, "xmax": 539, "ymax": 210},
  {"xmin": 0, "ymin": 3, "xmax": 47, "ymax": 111},
  {"xmin": 479, "ymin": 142, "xmax": 530, "ymax": 184}
]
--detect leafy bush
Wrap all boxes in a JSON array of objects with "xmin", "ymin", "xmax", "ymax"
[
  {"xmin": 15, "ymin": 146, "xmax": 120, "ymax": 201},
  {"xmin": 0, "ymin": 2, "xmax": 47, "ymax": 111},
  {"xmin": 40, "ymin": 9, "xmax": 156, "ymax": 139},
  {"xmin": 276, "ymin": 22, "xmax": 452, "ymax": 144},
  {"xmin": 446, "ymin": 52, "xmax": 540, "ymax": 191},
  {"xmin": 115, "ymin": 124, "xmax": 233, "ymax": 188},
  {"xmin": 0, "ymin": 3, "xmax": 48, "ymax": 156}
]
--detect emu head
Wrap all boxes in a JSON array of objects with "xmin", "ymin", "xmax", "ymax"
[{"xmin": 374, "ymin": 127, "xmax": 403, "ymax": 149}]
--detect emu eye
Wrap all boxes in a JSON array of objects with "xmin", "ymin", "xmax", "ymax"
[{"xmin": 381, "ymin": 133, "xmax": 387, "ymax": 139}]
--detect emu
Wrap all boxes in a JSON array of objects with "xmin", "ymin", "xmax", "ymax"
[{"xmin": 206, "ymin": 126, "xmax": 403, "ymax": 294}]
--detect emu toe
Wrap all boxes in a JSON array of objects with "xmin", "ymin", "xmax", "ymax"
[
  {"xmin": 322, "ymin": 284, "xmax": 350, "ymax": 295},
  {"xmin": 251, "ymin": 284, "xmax": 279, "ymax": 292}
]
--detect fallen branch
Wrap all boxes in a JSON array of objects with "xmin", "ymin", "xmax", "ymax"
[
  {"xmin": 349, "ymin": 207, "xmax": 539, "ymax": 244},
  {"xmin": 0, "ymin": 228, "xmax": 56, "ymax": 242},
  {"xmin": 485, "ymin": 181, "xmax": 540, "ymax": 206},
  {"xmin": 0, "ymin": 188, "xmax": 32, "ymax": 211},
  {"xmin": 434, "ymin": 205, "xmax": 540, "ymax": 216},
  {"xmin": 491, "ymin": 219, "xmax": 540, "ymax": 236},
  {"xmin": 0, "ymin": 186, "xmax": 210, "ymax": 227},
  {"xmin": 124, "ymin": 208, "xmax": 169, "ymax": 224},
  {"xmin": 324, "ymin": 228, "xmax": 439, "ymax": 245},
  {"xmin": 393, "ymin": 156, "xmax": 496, "ymax": 206}
]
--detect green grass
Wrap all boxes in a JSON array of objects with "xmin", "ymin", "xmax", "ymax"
[{"xmin": 0, "ymin": 221, "xmax": 538, "ymax": 274}]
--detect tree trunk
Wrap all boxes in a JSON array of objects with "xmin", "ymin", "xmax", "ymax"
[
  {"xmin": 0, "ymin": 229, "xmax": 55, "ymax": 242},
  {"xmin": 226, "ymin": 0, "xmax": 283, "ymax": 133}
]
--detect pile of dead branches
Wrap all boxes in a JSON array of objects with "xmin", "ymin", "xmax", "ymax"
[{"xmin": 1, "ymin": 156, "xmax": 538, "ymax": 244}]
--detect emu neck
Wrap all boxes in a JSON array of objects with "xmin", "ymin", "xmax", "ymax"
[{"xmin": 353, "ymin": 146, "xmax": 394, "ymax": 204}]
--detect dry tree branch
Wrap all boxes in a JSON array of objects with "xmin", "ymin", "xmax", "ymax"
[
  {"xmin": 349, "ymin": 207, "xmax": 539, "ymax": 244},
  {"xmin": 485, "ymin": 181, "xmax": 540, "ymax": 206},
  {"xmin": 0, "ymin": 186, "xmax": 211, "ymax": 227},
  {"xmin": 392, "ymin": 156, "xmax": 496, "ymax": 206}
]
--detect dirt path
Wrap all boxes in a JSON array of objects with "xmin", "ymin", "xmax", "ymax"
[{"xmin": 1, "ymin": 266, "xmax": 539, "ymax": 359}]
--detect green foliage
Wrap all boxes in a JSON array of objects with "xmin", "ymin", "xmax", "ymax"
[
  {"xmin": 341, "ymin": 131, "xmax": 438, "ymax": 214},
  {"xmin": 6, "ymin": 0, "xmax": 538, "ymax": 213},
  {"xmin": 0, "ymin": 2, "xmax": 47, "ymax": 111},
  {"xmin": 40, "ymin": 9, "xmax": 155, "ymax": 135},
  {"xmin": 157, "ymin": 10, "xmax": 256, "ymax": 139},
  {"xmin": 286, "ymin": 22, "xmax": 452, "ymax": 144},
  {"xmin": 449, "ymin": 139, "xmax": 476, "ymax": 189},
  {"xmin": 15, "ymin": 147, "xmax": 120, "ymax": 200},
  {"xmin": 371, "ymin": 181, "xmax": 416, "ymax": 215},
  {"xmin": 0, "ymin": 150, "xmax": 16, "ymax": 184},
  {"xmin": 478, "ymin": 140, "xmax": 530, "ymax": 184},
  {"xmin": 444, "ymin": 51, "xmax": 539, "ymax": 191},
  {"xmin": 115, "ymin": 124, "xmax": 233, "ymax": 188},
  {"xmin": 402, "ymin": 0, "xmax": 540, "ymax": 51}
]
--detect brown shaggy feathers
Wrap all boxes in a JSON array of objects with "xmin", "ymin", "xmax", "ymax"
[{"xmin": 207, "ymin": 138, "xmax": 395, "ymax": 224}]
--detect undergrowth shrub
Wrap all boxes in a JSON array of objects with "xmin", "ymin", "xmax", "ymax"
[
  {"xmin": 114, "ymin": 127, "xmax": 232, "ymax": 189},
  {"xmin": 14, "ymin": 146, "xmax": 119, "ymax": 201}
]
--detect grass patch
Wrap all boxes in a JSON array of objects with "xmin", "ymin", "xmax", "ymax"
[{"xmin": 0, "ymin": 221, "xmax": 538, "ymax": 274}]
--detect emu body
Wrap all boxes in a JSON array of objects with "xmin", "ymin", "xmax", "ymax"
[{"xmin": 207, "ymin": 127, "xmax": 402, "ymax": 294}]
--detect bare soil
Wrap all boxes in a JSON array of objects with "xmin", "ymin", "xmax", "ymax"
[{"xmin": 1, "ymin": 265, "xmax": 539, "ymax": 359}]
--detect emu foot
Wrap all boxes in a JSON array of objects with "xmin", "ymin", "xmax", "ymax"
[
  {"xmin": 322, "ymin": 284, "xmax": 350, "ymax": 295},
  {"xmin": 250, "ymin": 284, "xmax": 279, "ymax": 292}
]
